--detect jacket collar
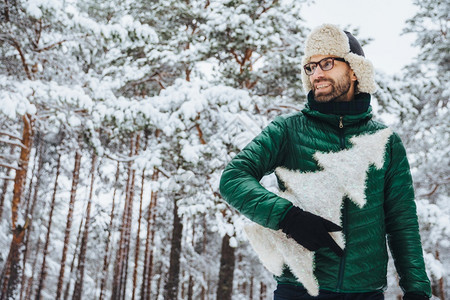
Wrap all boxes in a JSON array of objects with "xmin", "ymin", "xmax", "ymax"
[
  {"xmin": 305, "ymin": 91, "xmax": 371, "ymax": 115},
  {"xmin": 302, "ymin": 92, "xmax": 373, "ymax": 128}
]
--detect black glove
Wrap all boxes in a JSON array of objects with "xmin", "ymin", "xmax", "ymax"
[
  {"xmin": 279, "ymin": 206, "xmax": 344, "ymax": 257},
  {"xmin": 403, "ymin": 293, "xmax": 429, "ymax": 300}
]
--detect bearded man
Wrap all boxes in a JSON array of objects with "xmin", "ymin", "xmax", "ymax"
[{"xmin": 219, "ymin": 24, "xmax": 432, "ymax": 300}]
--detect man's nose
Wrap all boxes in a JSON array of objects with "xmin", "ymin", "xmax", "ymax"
[{"xmin": 311, "ymin": 66, "xmax": 325, "ymax": 81}]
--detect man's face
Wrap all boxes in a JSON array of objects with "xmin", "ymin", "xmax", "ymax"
[{"xmin": 308, "ymin": 55, "xmax": 357, "ymax": 102}]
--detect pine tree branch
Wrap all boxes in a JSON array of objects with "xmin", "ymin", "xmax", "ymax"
[
  {"xmin": 229, "ymin": 49, "xmax": 243, "ymax": 65},
  {"xmin": 0, "ymin": 162, "xmax": 20, "ymax": 171},
  {"xmin": 0, "ymin": 138, "xmax": 26, "ymax": 149},
  {"xmin": 255, "ymin": 0, "xmax": 278, "ymax": 19},
  {"xmin": 33, "ymin": 39, "xmax": 68, "ymax": 53},
  {"xmin": 0, "ymin": 131, "xmax": 22, "ymax": 141},
  {"xmin": 10, "ymin": 38, "xmax": 32, "ymax": 80},
  {"xmin": 4, "ymin": 0, "xmax": 10, "ymax": 22}
]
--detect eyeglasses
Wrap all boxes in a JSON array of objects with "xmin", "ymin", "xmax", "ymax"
[{"xmin": 303, "ymin": 57, "xmax": 347, "ymax": 76}]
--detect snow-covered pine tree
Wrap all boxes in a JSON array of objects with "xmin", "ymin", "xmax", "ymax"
[
  {"xmin": 399, "ymin": 1, "xmax": 449, "ymax": 298},
  {"xmin": 0, "ymin": 0, "xmax": 160, "ymax": 298},
  {"xmin": 0, "ymin": 0, "xmax": 88, "ymax": 297},
  {"xmin": 202, "ymin": 0, "xmax": 308, "ymax": 97}
]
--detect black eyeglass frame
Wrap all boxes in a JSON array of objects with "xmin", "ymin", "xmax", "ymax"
[{"xmin": 303, "ymin": 57, "xmax": 347, "ymax": 76}]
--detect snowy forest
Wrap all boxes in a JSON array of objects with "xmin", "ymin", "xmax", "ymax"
[{"xmin": 0, "ymin": 0, "xmax": 448, "ymax": 299}]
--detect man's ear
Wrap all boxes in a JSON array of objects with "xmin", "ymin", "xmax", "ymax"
[{"xmin": 351, "ymin": 72, "xmax": 357, "ymax": 82}]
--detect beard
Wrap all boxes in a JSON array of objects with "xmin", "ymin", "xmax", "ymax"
[{"xmin": 312, "ymin": 74, "xmax": 353, "ymax": 102}]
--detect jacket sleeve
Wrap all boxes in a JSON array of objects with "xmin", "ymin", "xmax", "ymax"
[
  {"xmin": 384, "ymin": 133, "xmax": 432, "ymax": 298},
  {"xmin": 219, "ymin": 117, "xmax": 293, "ymax": 230}
]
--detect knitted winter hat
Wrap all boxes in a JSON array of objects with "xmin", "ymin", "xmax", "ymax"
[{"xmin": 301, "ymin": 24, "xmax": 377, "ymax": 94}]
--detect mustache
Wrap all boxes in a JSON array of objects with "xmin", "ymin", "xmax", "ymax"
[{"xmin": 313, "ymin": 79, "xmax": 334, "ymax": 86}]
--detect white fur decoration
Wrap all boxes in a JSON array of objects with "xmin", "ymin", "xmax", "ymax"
[{"xmin": 244, "ymin": 128, "xmax": 392, "ymax": 296}]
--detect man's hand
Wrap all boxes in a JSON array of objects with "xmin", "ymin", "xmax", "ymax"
[{"xmin": 279, "ymin": 206, "xmax": 344, "ymax": 257}]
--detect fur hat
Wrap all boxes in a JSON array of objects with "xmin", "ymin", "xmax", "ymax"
[{"xmin": 301, "ymin": 24, "xmax": 377, "ymax": 94}]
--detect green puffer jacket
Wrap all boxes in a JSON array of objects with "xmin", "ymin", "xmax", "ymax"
[{"xmin": 219, "ymin": 104, "xmax": 431, "ymax": 297}]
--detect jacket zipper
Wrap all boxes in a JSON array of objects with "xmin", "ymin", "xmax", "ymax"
[
  {"xmin": 338, "ymin": 116, "xmax": 345, "ymax": 148},
  {"xmin": 337, "ymin": 116, "xmax": 346, "ymax": 291}
]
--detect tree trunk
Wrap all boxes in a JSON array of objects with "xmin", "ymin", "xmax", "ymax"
[
  {"xmin": 98, "ymin": 161, "xmax": 120, "ymax": 300},
  {"xmin": 0, "ymin": 223, "xmax": 29, "ymax": 300},
  {"xmin": 0, "ymin": 177, "xmax": 9, "ymax": 221},
  {"xmin": 259, "ymin": 282, "xmax": 266, "ymax": 300},
  {"xmin": 20, "ymin": 140, "xmax": 43, "ymax": 300},
  {"xmin": 181, "ymin": 270, "xmax": 186, "ymax": 299},
  {"xmin": 112, "ymin": 135, "xmax": 139, "ymax": 300},
  {"xmin": 146, "ymin": 206, "xmax": 157, "ymax": 300},
  {"xmin": 120, "ymin": 135, "xmax": 140, "ymax": 300},
  {"xmin": 140, "ymin": 207, "xmax": 150, "ymax": 300},
  {"xmin": 0, "ymin": 147, "xmax": 15, "ymax": 221},
  {"xmin": 23, "ymin": 138, "xmax": 39, "ymax": 221},
  {"xmin": 11, "ymin": 115, "xmax": 33, "ymax": 228},
  {"xmin": 0, "ymin": 114, "xmax": 33, "ymax": 300},
  {"xmin": 112, "ymin": 177, "xmax": 130, "ymax": 299},
  {"xmin": 141, "ymin": 169, "xmax": 159, "ymax": 300},
  {"xmin": 132, "ymin": 168, "xmax": 146, "ymax": 300},
  {"xmin": 71, "ymin": 154, "xmax": 97, "ymax": 300},
  {"xmin": 56, "ymin": 150, "xmax": 82, "ymax": 300},
  {"xmin": 155, "ymin": 262, "xmax": 163, "ymax": 300},
  {"xmin": 63, "ymin": 210, "xmax": 85, "ymax": 300},
  {"xmin": 435, "ymin": 250, "xmax": 445, "ymax": 300},
  {"xmin": 187, "ymin": 275, "xmax": 194, "ymax": 300},
  {"xmin": 35, "ymin": 154, "xmax": 61, "ymax": 300},
  {"xmin": 164, "ymin": 196, "xmax": 183, "ymax": 300},
  {"xmin": 216, "ymin": 234, "xmax": 235, "ymax": 300},
  {"xmin": 186, "ymin": 217, "xmax": 195, "ymax": 300},
  {"xmin": 201, "ymin": 214, "xmax": 207, "ymax": 300},
  {"xmin": 23, "ymin": 237, "xmax": 42, "ymax": 300}
]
